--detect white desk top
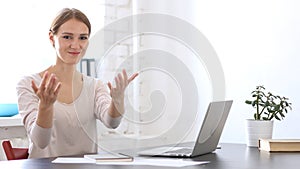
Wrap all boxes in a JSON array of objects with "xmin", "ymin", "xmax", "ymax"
[{"xmin": 0, "ymin": 114, "xmax": 23, "ymax": 127}]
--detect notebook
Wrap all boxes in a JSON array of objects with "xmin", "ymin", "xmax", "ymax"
[
  {"xmin": 138, "ymin": 100, "xmax": 233, "ymax": 158},
  {"xmin": 84, "ymin": 153, "xmax": 133, "ymax": 162}
]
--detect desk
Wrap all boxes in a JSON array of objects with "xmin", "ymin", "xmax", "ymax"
[
  {"xmin": 0, "ymin": 115, "xmax": 26, "ymax": 140},
  {"xmin": 1, "ymin": 143, "xmax": 300, "ymax": 169}
]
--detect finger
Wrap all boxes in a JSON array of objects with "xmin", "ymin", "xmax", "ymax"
[
  {"xmin": 122, "ymin": 69, "xmax": 128, "ymax": 85},
  {"xmin": 53, "ymin": 82, "xmax": 62, "ymax": 96},
  {"xmin": 128, "ymin": 72, "xmax": 139, "ymax": 83},
  {"xmin": 118, "ymin": 73, "xmax": 124, "ymax": 89},
  {"xmin": 107, "ymin": 82, "xmax": 112, "ymax": 90},
  {"xmin": 115, "ymin": 76, "xmax": 120, "ymax": 89},
  {"xmin": 40, "ymin": 71, "xmax": 49, "ymax": 90},
  {"xmin": 31, "ymin": 80, "xmax": 38, "ymax": 93},
  {"xmin": 45, "ymin": 74, "xmax": 56, "ymax": 93}
]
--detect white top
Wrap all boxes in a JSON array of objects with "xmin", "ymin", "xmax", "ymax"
[{"xmin": 16, "ymin": 73, "xmax": 121, "ymax": 158}]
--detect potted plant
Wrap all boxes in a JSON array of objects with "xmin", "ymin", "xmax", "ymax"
[{"xmin": 244, "ymin": 85, "xmax": 292, "ymax": 147}]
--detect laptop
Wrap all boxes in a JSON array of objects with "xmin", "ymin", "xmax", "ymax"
[{"xmin": 138, "ymin": 100, "xmax": 233, "ymax": 158}]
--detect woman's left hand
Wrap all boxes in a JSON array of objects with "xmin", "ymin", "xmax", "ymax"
[{"xmin": 108, "ymin": 69, "xmax": 138, "ymax": 115}]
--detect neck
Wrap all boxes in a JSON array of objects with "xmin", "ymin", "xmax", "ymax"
[{"xmin": 45, "ymin": 64, "xmax": 81, "ymax": 83}]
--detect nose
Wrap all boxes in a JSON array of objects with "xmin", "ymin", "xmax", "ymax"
[{"xmin": 70, "ymin": 39, "xmax": 80, "ymax": 49}]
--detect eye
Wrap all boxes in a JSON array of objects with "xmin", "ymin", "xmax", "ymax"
[
  {"xmin": 79, "ymin": 36, "xmax": 88, "ymax": 40},
  {"xmin": 63, "ymin": 35, "xmax": 72, "ymax": 40}
]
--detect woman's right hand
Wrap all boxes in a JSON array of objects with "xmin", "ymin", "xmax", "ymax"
[
  {"xmin": 32, "ymin": 71, "xmax": 61, "ymax": 106},
  {"xmin": 31, "ymin": 71, "xmax": 61, "ymax": 128}
]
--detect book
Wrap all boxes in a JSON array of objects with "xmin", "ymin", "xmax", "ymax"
[
  {"xmin": 84, "ymin": 153, "xmax": 133, "ymax": 162},
  {"xmin": 258, "ymin": 139, "xmax": 300, "ymax": 152}
]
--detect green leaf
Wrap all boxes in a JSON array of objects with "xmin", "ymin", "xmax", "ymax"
[
  {"xmin": 279, "ymin": 111, "xmax": 285, "ymax": 117},
  {"xmin": 274, "ymin": 105, "xmax": 280, "ymax": 111},
  {"xmin": 245, "ymin": 100, "xmax": 252, "ymax": 104},
  {"xmin": 274, "ymin": 114, "xmax": 280, "ymax": 120}
]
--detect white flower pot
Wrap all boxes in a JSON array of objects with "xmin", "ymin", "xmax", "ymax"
[{"xmin": 245, "ymin": 119, "xmax": 274, "ymax": 147}]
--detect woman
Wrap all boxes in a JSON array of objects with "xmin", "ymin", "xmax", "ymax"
[{"xmin": 16, "ymin": 8, "xmax": 138, "ymax": 158}]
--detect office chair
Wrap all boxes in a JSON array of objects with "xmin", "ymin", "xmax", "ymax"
[{"xmin": 2, "ymin": 140, "xmax": 29, "ymax": 160}]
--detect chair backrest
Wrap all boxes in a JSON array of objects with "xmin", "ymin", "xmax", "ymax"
[{"xmin": 2, "ymin": 140, "xmax": 29, "ymax": 160}]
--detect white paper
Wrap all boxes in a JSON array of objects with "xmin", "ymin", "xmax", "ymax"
[
  {"xmin": 52, "ymin": 157, "xmax": 94, "ymax": 164},
  {"xmin": 52, "ymin": 157, "xmax": 209, "ymax": 167},
  {"xmin": 98, "ymin": 157, "xmax": 209, "ymax": 167}
]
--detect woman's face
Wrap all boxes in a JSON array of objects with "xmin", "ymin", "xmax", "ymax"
[{"xmin": 50, "ymin": 18, "xmax": 89, "ymax": 65}]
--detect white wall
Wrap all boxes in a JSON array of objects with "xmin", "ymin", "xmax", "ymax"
[
  {"xmin": 127, "ymin": 0, "xmax": 300, "ymax": 144},
  {"xmin": 197, "ymin": 0, "xmax": 300, "ymax": 142}
]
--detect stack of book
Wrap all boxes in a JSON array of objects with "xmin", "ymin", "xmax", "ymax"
[{"xmin": 258, "ymin": 139, "xmax": 300, "ymax": 152}]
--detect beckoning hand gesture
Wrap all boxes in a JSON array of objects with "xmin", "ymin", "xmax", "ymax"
[
  {"xmin": 107, "ymin": 69, "xmax": 138, "ymax": 115},
  {"xmin": 31, "ymin": 72, "xmax": 61, "ymax": 107}
]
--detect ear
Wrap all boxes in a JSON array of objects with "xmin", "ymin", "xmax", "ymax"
[{"xmin": 49, "ymin": 31, "xmax": 55, "ymax": 47}]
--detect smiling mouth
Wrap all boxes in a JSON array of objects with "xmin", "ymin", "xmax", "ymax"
[{"xmin": 69, "ymin": 52, "xmax": 80, "ymax": 55}]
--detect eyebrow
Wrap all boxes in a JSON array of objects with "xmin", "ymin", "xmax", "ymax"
[{"xmin": 61, "ymin": 32, "xmax": 89, "ymax": 36}]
